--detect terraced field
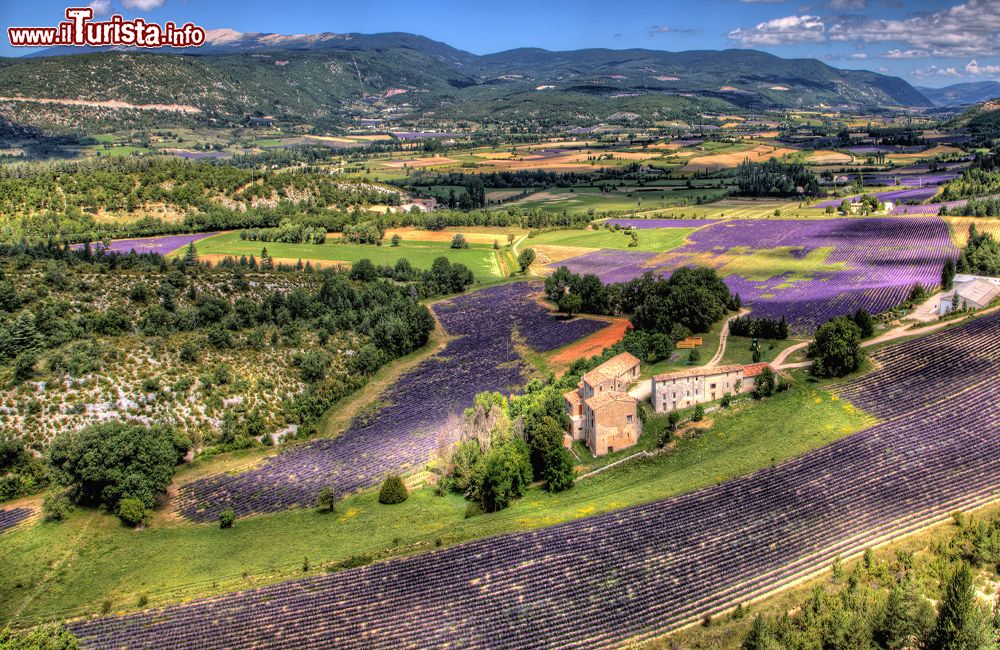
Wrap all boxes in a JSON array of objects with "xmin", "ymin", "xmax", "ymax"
[{"xmin": 70, "ymin": 313, "xmax": 1000, "ymax": 649}]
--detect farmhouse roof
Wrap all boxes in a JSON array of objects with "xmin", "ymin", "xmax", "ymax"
[
  {"xmin": 741, "ymin": 363, "xmax": 772, "ymax": 378},
  {"xmin": 563, "ymin": 390, "xmax": 582, "ymax": 407},
  {"xmin": 653, "ymin": 364, "xmax": 746, "ymax": 382},
  {"xmin": 581, "ymin": 352, "xmax": 641, "ymax": 388},
  {"xmin": 957, "ymin": 279, "xmax": 1000, "ymax": 306},
  {"xmin": 585, "ymin": 390, "xmax": 636, "ymax": 411}
]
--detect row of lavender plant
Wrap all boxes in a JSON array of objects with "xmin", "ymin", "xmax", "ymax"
[
  {"xmin": 70, "ymin": 314, "xmax": 1000, "ymax": 649},
  {"xmin": 557, "ymin": 218, "xmax": 957, "ymax": 332},
  {"xmin": 0, "ymin": 507, "xmax": 31, "ymax": 534},
  {"xmin": 174, "ymin": 283, "xmax": 605, "ymax": 522}
]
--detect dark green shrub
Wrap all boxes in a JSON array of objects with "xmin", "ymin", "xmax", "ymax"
[
  {"xmin": 117, "ymin": 497, "xmax": 148, "ymax": 528},
  {"xmin": 42, "ymin": 491, "xmax": 73, "ymax": 522},
  {"xmin": 316, "ymin": 486, "xmax": 337, "ymax": 513},
  {"xmin": 219, "ymin": 508, "xmax": 235, "ymax": 529},
  {"xmin": 378, "ymin": 475, "xmax": 408, "ymax": 505}
]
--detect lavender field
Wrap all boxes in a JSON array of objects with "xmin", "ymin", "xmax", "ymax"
[
  {"xmin": 559, "ymin": 218, "xmax": 957, "ymax": 332},
  {"xmin": 77, "ymin": 233, "xmax": 219, "ymax": 257},
  {"xmin": 69, "ymin": 314, "xmax": 1000, "ymax": 650},
  {"xmin": 174, "ymin": 283, "xmax": 605, "ymax": 522}
]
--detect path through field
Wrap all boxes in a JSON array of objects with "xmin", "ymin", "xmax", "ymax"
[{"xmin": 70, "ymin": 312, "xmax": 1000, "ymax": 650}]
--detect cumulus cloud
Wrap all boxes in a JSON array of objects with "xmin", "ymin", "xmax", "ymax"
[
  {"xmin": 828, "ymin": 0, "xmax": 1000, "ymax": 58},
  {"xmin": 910, "ymin": 65, "xmax": 962, "ymax": 79},
  {"xmin": 121, "ymin": 0, "xmax": 166, "ymax": 10},
  {"xmin": 728, "ymin": 15, "xmax": 825, "ymax": 46},
  {"xmin": 966, "ymin": 59, "xmax": 1000, "ymax": 76},
  {"xmin": 88, "ymin": 0, "xmax": 112, "ymax": 15}
]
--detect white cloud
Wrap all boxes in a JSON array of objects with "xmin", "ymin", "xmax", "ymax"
[
  {"xmin": 121, "ymin": 0, "xmax": 166, "ymax": 10},
  {"xmin": 850, "ymin": 52, "xmax": 868, "ymax": 60},
  {"xmin": 728, "ymin": 15, "xmax": 825, "ymax": 46},
  {"xmin": 877, "ymin": 66, "xmax": 891, "ymax": 73},
  {"xmin": 882, "ymin": 49, "xmax": 930, "ymax": 59},
  {"xmin": 647, "ymin": 25, "xmax": 700, "ymax": 36},
  {"xmin": 88, "ymin": 0, "xmax": 112, "ymax": 16},
  {"xmin": 827, "ymin": 0, "xmax": 1000, "ymax": 58},
  {"xmin": 966, "ymin": 59, "xmax": 1000, "ymax": 75},
  {"xmin": 910, "ymin": 65, "xmax": 962, "ymax": 79}
]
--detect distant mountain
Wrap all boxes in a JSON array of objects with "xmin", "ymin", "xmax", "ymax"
[
  {"xmin": 917, "ymin": 81, "xmax": 1000, "ymax": 107},
  {"xmin": 1, "ymin": 31, "xmax": 931, "ymax": 132}
]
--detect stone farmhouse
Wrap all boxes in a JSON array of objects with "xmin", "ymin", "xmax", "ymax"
[
  {"xmin": 652, "ymin": 363, "xmax": 771, "ymax": 414},
  {"xmin": 564, "ymin": 352, "xmax": 642, "ymax": 457}
]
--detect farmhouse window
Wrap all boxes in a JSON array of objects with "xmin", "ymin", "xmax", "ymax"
[{"xmin": 626, "ymin": 415, "xmax": 633, "ymax": 423}]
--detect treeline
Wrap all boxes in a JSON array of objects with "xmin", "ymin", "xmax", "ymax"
[
  {"xmin": 729, "ymin": 315, "xmax": 789, "ymax": 339},
  {"xmin": 240, "ymin": 220, "xmax": 327, "ymax": 244},
  {"xmin": 957, "ymin": 225, "xmax": 1000, "ymax": 276},
  {"xmin": 735, "ymin": 158, "xmax": 819, "ymax": 197},
  {"xmin": 942, "ymin": 197, "xmax": 1000, "ymax": 217}
]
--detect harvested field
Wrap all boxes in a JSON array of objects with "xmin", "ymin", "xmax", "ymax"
[
  {"xmin": 943, "ymin": 217, "xmax": 1000, "ymax": 246},
  {"xmin": 530, "ymin": 244, "xmax": 597, "ymax": 267},
  {"xmin": 682, "ymin": 145, "xmax": 797, "ymax": 172},
  {"xmin": 547, "ymin": 318, "xmax": 631, "ymax": 368},
  {"xmin": 806, "ymin": 150, "xmax": 852, "ymax": 164},
  {"xmin": 382, "ymin": 156, "xmax": 457, "ymax": 169},
  {"xmin": 382, "ymin": 227, "xmax": 506, "ymax": 245}
]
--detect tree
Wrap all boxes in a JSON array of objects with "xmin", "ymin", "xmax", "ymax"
[
  {"xmin": 753, "ymin": 367, "xmax": 777, "ymax": 399},
  {"xmin": 742, "ymin": 615, "xmax": 779, "ymax": 650},
  {"xmin": 260, "ymin": 247, "xmax": 274, "ymax": 271},
  {"xmin": 390, "ymin": 234, "xmax": 402, "ymax": 247},
  {"xmin": 116, "ymin": 497, "xmax": 148, "ymax": 528},
  {"xmin": 851, "ymin": 308, "xmax": 876, "ymax": 338},
  {"xmin": 182, "ymin": 241, "xmax": 198, "ymax": 267},
  {"xmin": 316, "ymin": 486, "xmax": 338, "ymax": 513},
  {"xmin": 450, "ymin": 233, "xmax": 469, "ymax": 249},
  {"xmin": 874, "ymin": 579, "xmax": 935, "ymax": 650},
  {"xmin": 942, "ymin": 258, "xmax": 956, "ymax": 291},
  {"xmin": 378, "ymin": 475, "xmax": 409, "ymax": 504},
  {"xmin": 808, "ymin": 317, "xmax": 865, "ymax": 378},
  {"xmin": 47, "ymin": 423, "xmax": 178, "ymax": 515},
  {"xmin": 349, "ymin": 258, "xmax": 377, "ymax": 282},
  {"xmin": 42, "ymin": 491, "xmax": 73, "ymax": 522},
  {"xmin": 517, "ymin": 248, "xmax": 536, "ymax": 272},
  {"xmin": 928, "ymin": 563, "xmax": 993, "ymax": 650},
  {"xmin": 219, "ymin": 508, "xmax": 235, "ymax": 529},
  {"xmin": 692, "ymin": 404, "xmax": 705, "ymax": 421},
  {"xmin": 473, "ymin": 439, "xmax": 532, "ymax": 512},
  {"xmin": 687, "ymin": 348, "xmax": 701, "ymax": 365},
  {"xmin": 543, "ymin": 445, "xmax": 576, "ymax": 492},
  {"xmin": 0, "ymin": 624, "xmax": 80, "ymax": 649},
  {"xmin": 558, "ymin": 292, "xmax": 582, "ymax": 318}
]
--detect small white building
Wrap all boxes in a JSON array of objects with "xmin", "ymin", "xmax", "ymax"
[{"xmin": 939, "ymin": 276, "xmax": 1000, "ymax": 315}]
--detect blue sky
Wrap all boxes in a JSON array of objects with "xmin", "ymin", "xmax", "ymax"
[{"xmin": 2, "ymin": 0, "xmax": 999, "ymax": 87}]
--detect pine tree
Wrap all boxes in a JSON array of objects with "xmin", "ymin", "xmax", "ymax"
[
  {"xmin": 929, "ymin": 563, "xmax": 992, "ymax": 650},
  {"xmin": 260, "ymin": 248, "xmax": 274, "ymax": 271},
  {"xmin": 9, "ymin": 312, "xmax": 40, "ymax": 355},
  {"xmin": 183, "ymin": 241, "xmax": 198, "ymax": 266}
]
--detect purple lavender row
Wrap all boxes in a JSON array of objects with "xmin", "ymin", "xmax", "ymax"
[
  {"xmin": 174, "ymin": 283, "xmax": 604, "ymax": 522},
  {"xmin": 0, "ymin": 507, "xmax": 31, "ymax": 534},
  {"xmin": 813, "ymin": 185, "xmax": 940, "ymax": 209},
  {"xmin": 557, "ymin": 218, "xmax": 957, "ymax": 333},
  {"xmin": 69, "ymin": 314, "xmax": 1000, "ymax": 650}
]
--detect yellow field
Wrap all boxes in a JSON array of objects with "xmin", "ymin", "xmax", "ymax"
[
  {"xmin": 806, "ymin": 150, "xmax": 853, "ymax": 164},
  {"xmin": 682, "ymin": 145, "xmax": 797, "ymax": 172},
  {"xmin": 381, "ymin": 156, "xmax": 457, "ymax": 169},
  {"xmin": 943, "ymin": 217, "xmax": 1000, "ymax": 246}
]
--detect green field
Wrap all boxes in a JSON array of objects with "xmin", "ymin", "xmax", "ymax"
[
  {"xmin": 528, "ymin": 226, "xmax": 696, "ymax": 252},
  {"xmin": 189, "ymin": 232, "xmax": 505, "ymax": 280},
  {"xmin": 0, "ymin": 380, "xmax": 873, "ymax": 625}
]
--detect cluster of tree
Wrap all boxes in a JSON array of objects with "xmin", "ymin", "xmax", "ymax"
[
  {"xmin": 442, "ymin": 389, "xmax": 575, "ymax": 513},
  {"xmin": 807, "ymin": 316, "xmax": 866, "ymax": 378},
  {"xmin": 0, "ymin": 624, "xmax": 80, "ymax": 649},
  {"xmin": 239, "ymin": 220, "xmax": 326, "ymax": 244},
  {"xmin": 741, "ymin": 513, "xmax": 1000, "ymax": 650},
  {"xmin": 957, "ymin": 225, "xmax": 1000, "ymax": 276},
  {"xmin": 47, "ymin": 422, "xmax": 189, "ymax": 526},
  {"xmin": 839, "ymin": 194, "xmax": 884, "ymax": 215},
  {"xmin": 0, "ymin": 437, "xmax": 48, "ymax": 502},
  {"xmin": 348, "ymin": 256, "xmax": 475, "ymax": 296},
  {"xmin": 942, "ymin": 197, "xmax": 1000, "ymax": 217},
  {"xmin": 941, "ymin": 167, "xmax": 1000, "ymax": 202},
  {"xmin": 868, "ymin": 127, "xmax": 927, "ymax": 147},
  {"xmin": 735, "ymin": 158, "xmax": 819, "ymax": 197},
  {"xmin": 729, "ymin": 315, "xmax": 789, "ymax": 340},
  {"xmin": 341, "ymin": 220, "xmax": 385, "ymax": 245}
]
